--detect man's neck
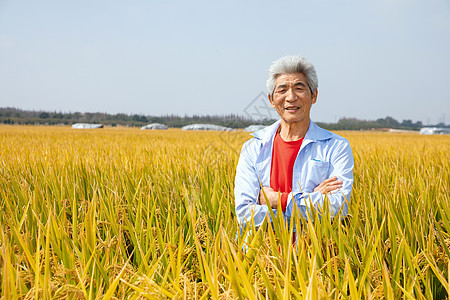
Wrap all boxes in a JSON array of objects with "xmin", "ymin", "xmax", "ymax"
[{"xmin": 278, "ymin": 118, "xmax": 310, "ymax": 142}]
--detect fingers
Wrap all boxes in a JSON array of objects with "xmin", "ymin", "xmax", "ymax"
[
  {"xmin": 323, "ymin": 181, "xmax": 343, "ymax": 193},
  {"xmin": 315, "ymin": 176, "xmax": 336, "ymax": 190},
  {"xmin": 314, "ymin": 177, "xmax": 343, "ymax": 194},
  {"xmin": 324, "ymin": 181, "xmax": 342, "ymax": 192},
  {"xmin": 259, "ymin": 187, "xmax": 272, "ymax": 205},
  {"xmin": 259, "ymin": 186, "xmax": 277, "ymax": 206},
  {"xmin": 320, "ymin": 176, "xmax": 338, "ymax": 185},
  {"xmin": 258, "ymin": 191, "xmax": 266, "ymax": 205},
  {"xmin": 258, "ymin": 188, "xmax": 265, "ymax": 204}
]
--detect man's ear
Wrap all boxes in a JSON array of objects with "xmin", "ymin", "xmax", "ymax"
[
  {"xmin": 268, "ymin": 93, "xmax": 275, "ymax": 108},
  {"xmin": 312, "ymin": 89, "xmax": 318, "ymax": 104}
]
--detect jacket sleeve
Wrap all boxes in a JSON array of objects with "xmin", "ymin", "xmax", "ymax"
[
  {"xmin": 285, "ymin": 139, "xmax": 354, "ymax": 220},
  {"xmin": 234, "ymin": 141, "xmax": 269, "ymax": 227}
]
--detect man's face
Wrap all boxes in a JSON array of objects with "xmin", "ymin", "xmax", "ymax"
[{"xmin": 269, "ymin": 72, "xmax": 317, "ymax": 124}]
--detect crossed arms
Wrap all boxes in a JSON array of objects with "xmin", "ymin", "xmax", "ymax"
[{"xmin": 234, "ymin": 139, "xmax": 354, "ymax": 227}]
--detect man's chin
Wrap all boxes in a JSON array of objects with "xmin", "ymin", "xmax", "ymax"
[
  {"xmin": 281, "ymin": 115, "xmax": 311, "ymax": 126},
  {"xmin": 281, "ymin": 116, "xmax": 302, "ymax": 124}
]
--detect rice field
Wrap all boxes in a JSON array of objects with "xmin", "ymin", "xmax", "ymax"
[{"xmin": 0, "ymin": 125, "xmax": 449, "ymax": 299}]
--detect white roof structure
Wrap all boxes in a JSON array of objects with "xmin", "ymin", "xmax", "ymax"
[
  {"xmin": 244, "ymin": 125, "xmax": 267, "ymax": 132},
  {"xmin": 419, "ymin": 127, "xmax": 450, "ymax": 135},
  {"xmin": 182, "ymin": 124, "xmax": 234, "ymax": 131},
  {"xmin": 72, "ymin": 123, "xmax": 103, "ymax": 129},
  {"xmin": 141, "ymin": 123, "xmax": 168, "ymax": 130}
]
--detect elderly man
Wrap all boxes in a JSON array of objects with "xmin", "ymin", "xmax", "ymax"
[{"xmin": 235, "ymin": 55, "xmax": 354, "ymax": 228}]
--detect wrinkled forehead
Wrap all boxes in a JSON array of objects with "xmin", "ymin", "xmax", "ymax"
[{"xmin": 275, "ymin": 73, "xmax": 309, "ymax": 87}]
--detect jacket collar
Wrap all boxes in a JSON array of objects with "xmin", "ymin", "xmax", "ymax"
[
  {"xmin": 251, "ymin": 119, "xmax": 333, "ymax": 143},
  {"xmin": 251, "ymin": 120, "xmax": 280, "ymax": 141}
]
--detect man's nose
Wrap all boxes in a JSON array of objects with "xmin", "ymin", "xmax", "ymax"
[{"xmin": 285, "ymin": 88, "xmax": 297, "ymax": 101}]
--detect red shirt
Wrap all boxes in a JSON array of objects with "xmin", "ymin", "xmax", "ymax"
[{"xmin": 270, "ymin": 131, "xmax": 303, "ymax": 212}]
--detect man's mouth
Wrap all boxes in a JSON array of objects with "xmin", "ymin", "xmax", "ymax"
[{"xmin": 285, "ymin": 106, "xmax": 300, "ymax": 111}]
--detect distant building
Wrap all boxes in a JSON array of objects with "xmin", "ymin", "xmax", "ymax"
[
  {"xmin": 244, "ymin": 125, "xmax": 266, "ymax": 132},
  {"xmin": 141, "ymin": 123, "xmax": 168, "ymax": 130},
  {"xmin": 387, "ymin": 129, "xmax": 416, "ymax": 133},
  {"xmin": 419, "ymin": 127, "xmax": 450, "ymax": 135},
  {"xmin": 182, "ymin": 124, "xmax": 233, "ymax": 131},
  {"xmin": 72, "ymin": 123, "xmax": 103, "ymax": 129}
]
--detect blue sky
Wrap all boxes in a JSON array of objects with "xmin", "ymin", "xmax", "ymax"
[{"xmin": 0, "ymin": 0, "xmax": 449, "ymax": 124}]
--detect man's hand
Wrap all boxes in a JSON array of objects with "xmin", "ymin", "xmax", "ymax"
[
  {"xmin": 314, "ymin": 176, "xmax": 343, "ymax": 194},
  {"xmin": 258, "ymin": 186, "xmax": 279, "ymax": 209}
]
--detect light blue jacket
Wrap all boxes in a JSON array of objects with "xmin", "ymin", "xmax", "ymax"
[{"xmin": 234, "ymin": 120, "xmax": 354, "ymax": 227}]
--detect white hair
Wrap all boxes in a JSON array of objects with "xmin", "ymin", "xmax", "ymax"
[{"xmin": 266, "ymin": 55, "xmax": 318, "ymax": 97}]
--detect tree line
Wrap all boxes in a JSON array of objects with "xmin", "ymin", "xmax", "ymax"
[
  {"xmin": 1, "ymin": 107, "xmax": 446, "ymax": 130},
  {"xmin": 0, "ymin": 107, "xmax": 268, "ymax": 128}
]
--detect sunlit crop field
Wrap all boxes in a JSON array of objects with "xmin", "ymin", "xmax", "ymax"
[{"xmin": 1, "ymin": 125, "xmax": 449, "ymax": 299}]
